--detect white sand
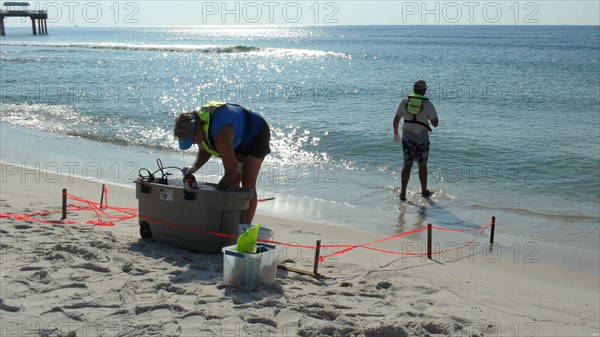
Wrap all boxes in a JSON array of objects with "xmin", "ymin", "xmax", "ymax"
[{"xmin": 1, "ymin": 162, "xmax": 598, "ymax": 337}]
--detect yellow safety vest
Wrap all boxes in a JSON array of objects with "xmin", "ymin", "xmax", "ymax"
[
  {"xmin": 194, "ymin": 101, "xmax": 251, "ymax": 157},
  {"xmin": 404, "ymin": 94, "xmax": 432, "ymax": 132},
  {"xmin": 406, "ymin": 93, "xmax": 428, "ymax": 115},
  {"xmin": 190, "ymin": 101, "xmax": 225, "ymax": 157}
]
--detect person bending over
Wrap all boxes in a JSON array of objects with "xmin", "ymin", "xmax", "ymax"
[{"xmin": 174, "ymin": 101, "xmax": 271, "ymax": 223}]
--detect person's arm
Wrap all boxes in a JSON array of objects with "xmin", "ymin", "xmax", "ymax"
[
  {"xmin": 393, "ymin": 115, "xmax": 401, "ymax": 135},
  {"xmin": 428, "ymin": 102, "xmax": 439, "ymax": 128},
  {"xmin": 213, "ymin": 125, "xmax": 238, "ymax": 190},
  {"xmin": 184, "ymin": 149, "xmax": 211, "ymax": 175},
  {"xmin": 193, "ymin": 150, "xmax": 211, "ymax": 169},
  {"xmin": 393, "ymin": 103, "xmax": 403, "ymax": 142}
]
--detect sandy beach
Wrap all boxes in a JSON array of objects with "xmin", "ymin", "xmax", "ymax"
[{"xmin": 1, "ymin": 162, "xmax": 598, "ymax": 337}]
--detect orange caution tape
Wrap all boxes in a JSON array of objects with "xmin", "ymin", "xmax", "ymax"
[{"xmin": 1, "ymin": 186, "xmax": 495, "ymax": 261}]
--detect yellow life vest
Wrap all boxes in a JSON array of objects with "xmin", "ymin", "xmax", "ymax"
[
  {"xmin": 404, "ymin": 94, "xmax": 432, "ymax": 132},
  {"xmin": 194, "ymin": 101, "xmax": 252, "ymax": 157},
  {"xmin": 406, "ymin": 93, "xmax": 427, "ymax": 115}
]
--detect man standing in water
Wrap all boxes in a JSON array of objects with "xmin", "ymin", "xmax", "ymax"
[{"xmin": 392, "ymin": 80, "xmax": 439, "ymax": 201}]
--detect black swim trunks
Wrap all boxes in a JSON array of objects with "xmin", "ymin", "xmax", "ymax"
[
  {"xmin": 402, "ymin": 138, "xmax": 430, "ymax": 163},
  {"xmin": 235, "ymin": 120, "xmax": 271, "ymax": 160}
]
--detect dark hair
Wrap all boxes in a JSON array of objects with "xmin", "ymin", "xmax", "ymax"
[
  {"xmin": 174, "ymin": 112, "xmax": 194, "ymax": 139},
  {"xmin": 414, "ymin": 88, "xmax": 427, "ymax": 95}
]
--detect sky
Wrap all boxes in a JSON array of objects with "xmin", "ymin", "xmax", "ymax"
[{"xmin": 1, "ymin": 1, "xmax": 599, "ymax": 27}]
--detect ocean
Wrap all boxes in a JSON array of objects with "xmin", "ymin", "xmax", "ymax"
[{"xmin": 1, "ymin": 25, "xmax": 599, "ymax": 250}]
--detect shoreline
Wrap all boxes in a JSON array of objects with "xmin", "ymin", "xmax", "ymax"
[
  {"xmin": 1, "ymin": 121, "xmax": 599, "ymax": 252},
  {"xmin": 0, "ymin": 122, "xmax": 600, "ymax": 250},
  {"xmin": 1, "ymin": 162, "xmax": 599, "ymax": 336},
  {"xmin": 2, "ymin": 161, "xmax": 598, "ymax": 279}
]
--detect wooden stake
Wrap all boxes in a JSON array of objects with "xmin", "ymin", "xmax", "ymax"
[
  {"xmin": 277, "ymin": 265, "xmax": 321, "ymax": 278},
  {"xmin": 490, "ymin": 216, "xmax": 496, "ymax": 244},
  {"xmin": 99, "ymin": 183, "xmax": 106, "ymax": 209},
  {"xmin": 313, "ymin": 240, "xmax": 321, "ymax": 276},
  {"xmin": 276, "ymin": 240, "xmax": 323, "ymax": 279},
  {"xmin": 427, "ymin": 223, "xmax": 432, "ymax": 260},
  {"xmin": 61, "ymin": 188, "xmax": 67, "ymax": 220}
]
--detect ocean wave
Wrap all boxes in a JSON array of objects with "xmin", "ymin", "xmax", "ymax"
[
  {"xmin": 0, "ymin": 103, "xmax": 89, "ymax": 133},
  {"xmin": 5, "ymin": 103, "xmax": 115, "ymax": 143},
  {"xmin": 1, "ymin": 103, "xmax": 254, "ymax": 155},
  {"xmin": 1, "ymin": 41, "xmax": 348, "ymax": 58},
  {"xmin": 1, "ymin": 41, "xmax": 260, "ymax": 53}
]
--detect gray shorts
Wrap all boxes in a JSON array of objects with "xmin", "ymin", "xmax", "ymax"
[{"xmin": 402, "ymin": 138, "xmax": 430, "ymax": 163}]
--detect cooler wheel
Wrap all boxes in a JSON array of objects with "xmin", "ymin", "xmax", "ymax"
[{"xmin": 140, "ymin": 221, "xmax": 152, "ymax": 240}]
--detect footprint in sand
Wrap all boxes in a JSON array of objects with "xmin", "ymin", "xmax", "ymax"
[
  {"xmin": 79, "ymin": 262, "xmax": 111, "ymax": 273},
  {"xmin": 245, "ymin": 315, "xmax": 278, "ymax": 328},
  {"xmin": 0, "ymin": 298, "xmax": 21, "ymax": 312}
]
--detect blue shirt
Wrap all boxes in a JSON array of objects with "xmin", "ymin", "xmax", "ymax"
[{"xmin": 209, "ymin": 104, "xmax": 264, "ymax": 149}]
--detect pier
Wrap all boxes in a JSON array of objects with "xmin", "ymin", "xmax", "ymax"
[{"xmin": 0, "ymin": 2, "xmax": 48, "ymax": 36}]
